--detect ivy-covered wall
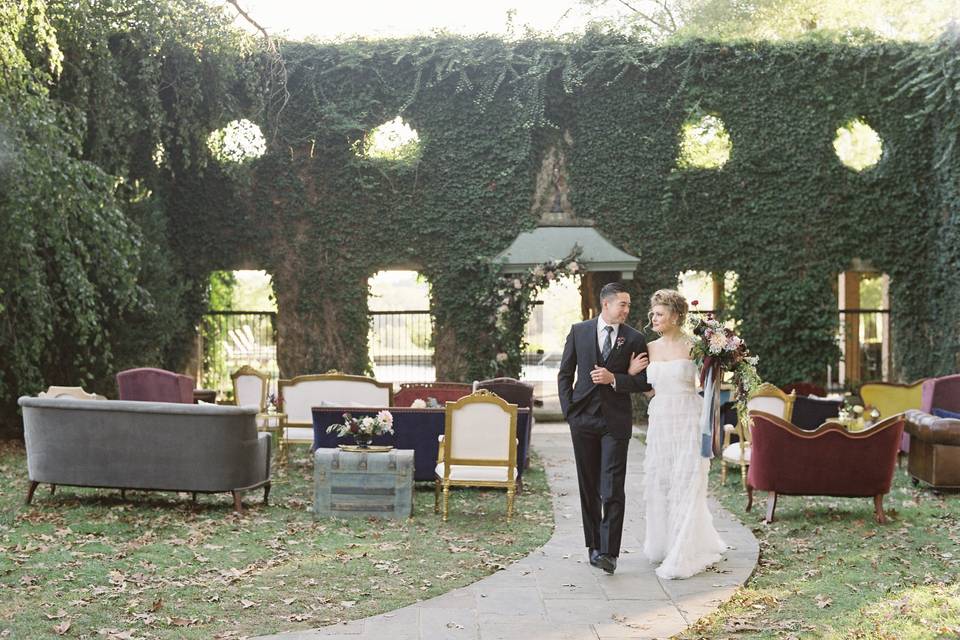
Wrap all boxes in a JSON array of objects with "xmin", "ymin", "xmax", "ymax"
[
  {"xmin": 3, "ymin": 1, "xmax": 959, "ymax": 435},
  {"xmin": 185, "ymin": 36, "xmax": 957, "ymax": 387}
]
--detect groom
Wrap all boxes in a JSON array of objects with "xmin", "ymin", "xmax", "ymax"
[{"xmin": 558, "ymin": 282, "xmax": 650, "ymax": 575}]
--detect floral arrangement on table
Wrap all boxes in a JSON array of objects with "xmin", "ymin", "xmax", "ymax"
[
  {"xmin": 326, "ymin": 410, "xmax": 394, "ymax": 448},
  {"xmin": 685, "ymin": 301, "xmax": 762, "ymax": 430},
  {"xmin": 837, "ymin": 396, "xmax": 880, "ymax": 431},
  {"xmin": 489, "ymin": 246, "xmax": 583, "ymax": 376}
]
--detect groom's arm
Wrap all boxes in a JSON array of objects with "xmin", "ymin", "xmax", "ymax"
[
  {"xmin": 613, "ymin": 334, "xmax": 653, "ymax": 393},
  {"xmin": 557, "ymin": 325, "xmax": 577, "ymax": 418}
]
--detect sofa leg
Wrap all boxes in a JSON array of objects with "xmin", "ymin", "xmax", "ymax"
[
  {"xmin": 191, "ymin": 492, "xmax": 198, "ymax": 503},
  {"xmin": 765, "ymin": 492, "xmax": 777, "ymax": 524},
  {"xmin": 746, "ymin": 485, "xmax": 753, "ymax": 512},
  {"xmin": 232, "ymin": 490, "xmax": 244, "ymax": 513},
  {"xmin": 874, "ymin": 494, "xmax": 886, "ymax": 524},
  {"xmin": 26, "ymin": 481, "xmax": 39, "ymax": 505},
  {"xmin": 263, "ymin": 482, "xmax": 271, "ymax": 505},
  {"xmin": 120, "ymin": 489, "xmax": 126, "ymax": 500},
  {"xmin": 50, "ymin": 484, "xmax": 57, "ymax": 495}
]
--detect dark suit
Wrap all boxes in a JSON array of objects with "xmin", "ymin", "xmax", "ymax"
[{"xmin": 557, "ymin": 318, "xmax": 651, "ymax": 557}]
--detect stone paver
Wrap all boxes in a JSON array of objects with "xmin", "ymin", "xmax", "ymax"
[{"xmin": 255, "ymin": 423, "xmax": 759, "ymax": 640}]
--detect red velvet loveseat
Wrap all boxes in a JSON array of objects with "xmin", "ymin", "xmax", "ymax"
[{"xmin": 746, "ymin": 411, "xmax": 904, "ymax": 524}]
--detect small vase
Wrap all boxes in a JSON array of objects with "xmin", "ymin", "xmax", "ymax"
[{"xmin": 353, "ymin": 433, "xmax": 373, "ymax": 448}]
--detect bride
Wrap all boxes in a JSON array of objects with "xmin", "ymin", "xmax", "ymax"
[{"xmin": 628, "ymin": 289, "xmax": 726, "ymax": 580}]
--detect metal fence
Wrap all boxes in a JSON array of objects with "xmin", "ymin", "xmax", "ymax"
[
  {"xmin": 199, "ymin": 311, "xmax": 278, "ymax": 400},
  {"xmin": 368, "ymin": 310, "xmax": 434, "ymax": 382}
]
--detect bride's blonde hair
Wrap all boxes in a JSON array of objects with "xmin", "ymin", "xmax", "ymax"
[{"xmin": 647, "ymin": 289, "xmax": 688, "ymax": 329}]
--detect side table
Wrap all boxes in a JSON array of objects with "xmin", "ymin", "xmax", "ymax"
[{"xmin": 257, "ymin": 411, "xmax": 287, "ymax": 463}]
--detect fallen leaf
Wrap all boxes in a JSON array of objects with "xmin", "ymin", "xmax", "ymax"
[
  {"xmin": 815, "ymin": 594, "xmax": 832, "ymax": 609},
  {"xmin": 240, "ymin": 599, "xmax": 257, "ymax": 609},
  {"xmin": 54, "ymin": 620, "xmax": 71, "ymax": 635}
]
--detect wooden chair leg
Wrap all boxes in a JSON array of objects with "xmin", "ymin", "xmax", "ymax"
[
  {"xmin": 26, "ymin": 481, "xmax": 39, "ymax": 505},
  {"xmin": 191, "ymin": 492, "xmax": 198, "ymax": 503},
  {"xmin": 120, "ymin": 488, "xmax": 126, "ymax": 500},
  {"xmin": 874, "ymin": 494, "xmax": 886, "ymax": 524},
  {"xmin": 263, "ymin": 482, "xmax": 271, "ymax": 505},
  {"xmin": 506, "ymin": 488, "xmax": 515, "ymax": 523},
  {"xmin": 50, "ymin": 484, "xmax": 57, "ymax": 495},
  {"xmin": 746, "ymin": 484, "xmax": 753, "ymax": 512},
  {"xmin": 434, "ymin": 480, "xmax": 441, "ymax": 514},
  {"xmin": 740, "ymin": 463, "xmax": 747, "ymax": 490},
  {"xmin": 765, "ymin": 492, "xmax": 777, "ymax": 524},
  {"xmin": 721, "ymin": 461, "xmax": 727, "ymax": 485},
  {"xmin": 232, "ymin": 490, "xmax": 244, "ymax": 513},
  {"xmin": 442, "ymin": 486, "xmax": 450, "ymax": 522}
]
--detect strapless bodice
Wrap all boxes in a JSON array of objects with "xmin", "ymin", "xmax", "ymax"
[{"xmin": 647, "ymin": 359, "xmax": 698, "ymax": 395}]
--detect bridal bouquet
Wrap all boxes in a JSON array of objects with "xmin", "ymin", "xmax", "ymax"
[
  {"xmin": 326, "ymin": 410, "xmax": 394, "ymax": 448},
  {"xmin": 686, "ymin": 303, "xmax": 761, "ymax": 428}
]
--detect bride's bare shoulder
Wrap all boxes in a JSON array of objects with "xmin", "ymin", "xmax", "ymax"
[{"xmin": 646, "ymin": 338, "xmax": 661, "ymax": 352}]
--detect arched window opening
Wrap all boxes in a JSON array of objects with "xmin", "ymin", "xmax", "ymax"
[{"xmin": 368, "ymin": 270, "xmax": 433, "ymax": 382}]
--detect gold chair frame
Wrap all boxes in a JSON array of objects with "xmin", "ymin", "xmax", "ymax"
[
  {"xmin": 434, "ymin": 389, "xmax": 518, "ymax": 523},
  {"xmin": 721, "ymin": 382, "xmax": 796, "ymax": 488},
  {"xmin": 231, "ymin": 365, "xmax": 270, "ymax": 411}
]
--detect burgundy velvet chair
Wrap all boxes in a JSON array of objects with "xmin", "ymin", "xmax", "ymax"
[
  {"xmin": 781, "ymin": 382, "xmax": 827, "ymax": 398},
  {"xmin": 746, "ymin": 411, "xmax": 904, "ymax": 524},
  {"xmin": 920, "ymin": 373, "xmax": 960, "ymax": 416},
  {"xmin": 116, "ymin": 368, "xmax": 195, "ymax": 404},
  {"xmin": 393, "ymin": 382, "xmax": 473, "ymax": 407}
]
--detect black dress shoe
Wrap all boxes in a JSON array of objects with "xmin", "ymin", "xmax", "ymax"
[
  {"xmin": 589, "ymin": 548, "xmax": 601, "ymax": 566},
  {"xmin": 595, "ymin": 554, "xmax": 617, "ymax": 574}
]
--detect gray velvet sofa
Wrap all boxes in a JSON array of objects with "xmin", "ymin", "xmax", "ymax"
[{"xmin": 19, "ymin": 397, "xmax": 271, "ymax": 511}]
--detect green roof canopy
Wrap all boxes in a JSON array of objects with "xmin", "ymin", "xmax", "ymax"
[{"xmin": 494, "ymin": 226, "xmax": 641, "ymax": 279}]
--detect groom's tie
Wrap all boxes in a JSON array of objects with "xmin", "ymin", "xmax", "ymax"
[{"xmin": 601, "ymin": 325, "xmax": 613, "ymax": 362}]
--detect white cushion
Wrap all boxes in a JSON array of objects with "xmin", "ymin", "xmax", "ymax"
[
  {"xmin": 435, "ymin": 463, "xmax": 517, "ymax": 483},
  {"xmin": 449, "ymin": 403, "xmax": 512, "ymax": 460},
  {"xmin": 722, "ymin": 442, "xmax": 750, "ymax": 465},
  {"xmin": 748, "ymin": 396, "xmax": 786, "ymax": 418}
]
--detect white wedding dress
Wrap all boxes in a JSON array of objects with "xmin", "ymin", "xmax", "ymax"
[{"xmin": 642, "ymin": 359, "xmax": 726, "ymax": 579}]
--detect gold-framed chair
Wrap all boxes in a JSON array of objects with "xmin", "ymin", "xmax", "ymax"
[
  {"xmin": 231, "ymin": 365, "xmax": 270, "ymax": 411},
  {"xmin": 38, "ymin": 386, "xmax": 105, "ymax": 400},
  {"xmin": 721, "ymin": 383, "xmax": 796, "ymax": 487},
  {"xmin": 434, "ymin": 389, "xmax": 518, "ymax": 522}
]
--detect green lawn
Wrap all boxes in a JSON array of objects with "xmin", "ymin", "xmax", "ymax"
[
  {"xmin": 679, "ymin": 460, "xmax": 960, "ymax": 639},
  {"xmin": 0, "ymin": 442, "xmax": 554, "ymax": 639}
]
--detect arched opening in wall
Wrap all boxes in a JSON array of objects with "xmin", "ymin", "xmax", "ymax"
[
  {"xmin": 207, "ymin": 118, "xmax": 266, "ymax": 165},
  {"xmin": 833, "ymin": 118, "xmax": 883, "ymax": 172},
  {"xmin": 354, "ymin": 116, "xmax": 421, "ymax": 164},
  {"xmin": 522, "ymin": 274, "xmax": 582, "ymax": 414},
  {"xmin": 677, "ymin": 113, "xmax": 732, "ymax": 170},
  {"xmin": 368, "ymin": 270, "xmax": 433, "ymax": 383},
  {"xmin": 676, "ymin": 270, "xmax": 739, "ymax": 326},
  {"xmin": 837, "ymin": 269, "xmax": 890, "ymax": 387},
  {"xmin": 199, "ymin": 270, "xmax": 278, "ymax": 402}
]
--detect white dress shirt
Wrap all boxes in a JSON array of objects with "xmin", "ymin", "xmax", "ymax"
[{"xmin": 597, "ymin": 316, "xmax": 619, "ymax": 356}]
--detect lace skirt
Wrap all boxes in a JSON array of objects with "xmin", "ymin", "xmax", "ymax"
[{"xmin": 642, "ymin": 391, "xmax": 726, "ymax": 579}]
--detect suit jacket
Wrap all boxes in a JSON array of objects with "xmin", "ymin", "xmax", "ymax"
[{"xmin": 557, "ymin": 318, "xmax": 652, "ymax": 438}]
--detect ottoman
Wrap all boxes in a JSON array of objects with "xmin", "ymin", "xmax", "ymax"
[
  {"xmin": 905, "ymin": 410, "xmax": 960, "ymax": 489},
  {"xmin": 314, "ymin": 448, "xmax": 414, "ymax": 519}
]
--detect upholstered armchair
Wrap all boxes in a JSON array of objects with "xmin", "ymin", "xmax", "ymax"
[
  {"xmin": 231, "ymin": 365, "xmax": 269, "ymax": 410},
  {"xmin": 720, "ymin": 383, "xmax": 795, "ymax": 486},
  {"xmin": 393, "ymin": 382, "xmax": 472, "ymax": 407},
  {"xmin": 860, "ymin": 379, "xmax": 926, "ymax": 454},
  {"xmin": 746, "ymin": 411, "xmax": 904, "ymax": 523},
  {"xmin": 116, "ymin": 368, "xmax": 194, "ymax": 404},
  {"xmin": 435, "ymin": 390, "xmax": 519, "ymax": 522},
  {"xmin": 279, "ymin": 373, "xmax": 392, "ymax": 446},
  {"xmin": 474, "ymin": 377, "xmax": 536, "ymax": 469}
]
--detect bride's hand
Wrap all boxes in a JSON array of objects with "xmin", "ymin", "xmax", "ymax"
[{"xmin": 628, "ymin": 351, "xmax": 649, "ymax": 376}]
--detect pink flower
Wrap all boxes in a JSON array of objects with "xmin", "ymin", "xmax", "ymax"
[
  {"xmin": 567, "ymin": 261, "xmax": 579, "ymax": 273},
  {"xmin": 376, "ymin": 410, "xmax": 394, "ymax": 427}
]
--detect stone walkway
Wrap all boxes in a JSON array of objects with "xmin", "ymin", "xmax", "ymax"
[{"xmin": 256, "ymin": 423, "xmax": 759, "ymax": 640}]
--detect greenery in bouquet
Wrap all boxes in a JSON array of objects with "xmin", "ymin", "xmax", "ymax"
[
  {"xmin": 326, "ymin": 410, "xmax": 395, "ymax": 439},
  {"xmin": 685, "ymin": 302, "xmax": 762, "ymax": 430}
]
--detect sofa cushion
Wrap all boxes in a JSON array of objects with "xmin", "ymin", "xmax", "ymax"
[{"xmin": 933, "ymin": 407, "xmax": 960, "ymax": 420}]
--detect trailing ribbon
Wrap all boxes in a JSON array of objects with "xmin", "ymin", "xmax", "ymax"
[{"xmin": 699, "ymin": 363, "xmax": 719, "ymax": 459}]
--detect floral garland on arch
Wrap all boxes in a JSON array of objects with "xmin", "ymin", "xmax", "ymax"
[
  {"xmin": 489, "ymin": 246, "xmax": 583, "ymax": 377},
  {"xmin": 685, "ymin": 301, "xmax": 762, "ymax": 435}
]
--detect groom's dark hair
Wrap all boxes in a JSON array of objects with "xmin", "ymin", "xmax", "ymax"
[{"xmin": 599, "ymin": 281, "xmax": 629, "ymax": 302}]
